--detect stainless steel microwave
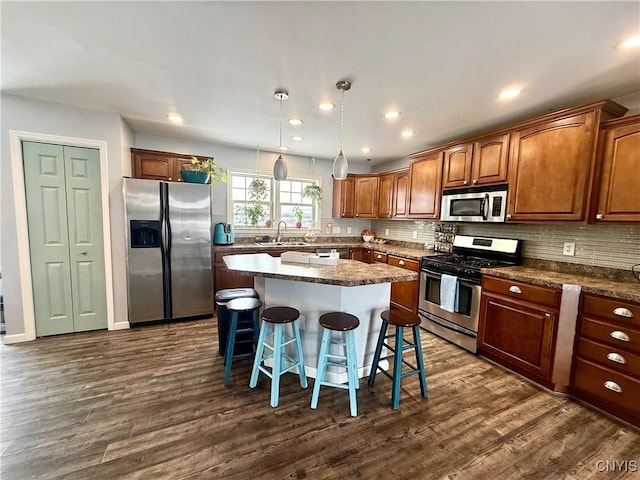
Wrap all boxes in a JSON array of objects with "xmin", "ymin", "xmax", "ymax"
[{"xmin": 440, "ymin": 186, "xmax": 508, "ymax": 222}]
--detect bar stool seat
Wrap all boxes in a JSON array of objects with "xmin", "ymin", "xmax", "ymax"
[
  {"xmin": 368, "ymin": 309, "xmax": 428, "ymax": 410},
  {"xmin": 250, "ymin": 306, "xmax": 307, "ymax": 407},
  {"xmin": 223, "ymin": 297, "xmax": 262, "ymax": 386},
  {"xmin": 311, "ymin": 312, "xmax": 360, "ymax": 417}
]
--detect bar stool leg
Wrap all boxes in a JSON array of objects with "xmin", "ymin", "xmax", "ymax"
[
  {"xmin": 368, "ymin": 320, "xmax": 388, "ymax": 386},
  {"xmin": 223, "ymin": 311, "xmax": 238, "ymax": 386},
  {"xmin": 249, "ymin": 321, "xmax": 269, "ymax": 388},
  {"xmin": 391, "ymin": 326, "xmax": 404, "ymax": 410},
  {"xmin": 346, "ymin": 330, "xmax": 359, "ymax": 417},
  {"xmin": 413, "ymin": 325, "xmax": 429, "ymax": 398},
  {"xmin": 270, "ymin": 324, "xmax": 284, "ymax": 407},
  {"xmin": 310, "ymin": 328, "xmax": 331, "ymax": 410},
  {"xmin": 292, "ymin": 320, "xmax": 308, "ymax": 388}
]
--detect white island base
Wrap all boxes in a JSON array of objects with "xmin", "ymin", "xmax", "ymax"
[{"xmin": 254, "ymin": 276, "xmax": 390, "ymax": 384}]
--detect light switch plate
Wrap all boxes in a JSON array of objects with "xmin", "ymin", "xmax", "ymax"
[
  {"xmin": 332, "ymin": 226, "xmax": 341, "ymax": 234},
  {"xmin": 385, "ymin": 228, "xmax": 389, "ymax": 235},
  {"xmin": 563, "ymin": 242, "xmax": 576, "ymax": 256},
  {"xmin": 347, "ymin": 227, "xmax": 352, "ymax": 234},
  {"xmin": 412, "ymin": 230, "xmax": 418, "ymax": 239}
]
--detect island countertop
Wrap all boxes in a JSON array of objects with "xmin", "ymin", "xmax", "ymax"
[{"xmin": 223, "ymin": 253, "xmax": 418, "ymax": 287}]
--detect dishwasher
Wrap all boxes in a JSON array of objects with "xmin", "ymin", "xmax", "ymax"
[{"xmin": 315, "ymin": 247, "xmax": 350, "ymax": 259}]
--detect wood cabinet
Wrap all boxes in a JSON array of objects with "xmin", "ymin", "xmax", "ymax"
[
  {"xmin": 478, "ymin": 276, "xmax": 561, "ymax": 388},
  {"xmin": 371, "ymin": 251, "xmax": 387, "ymax": 263},
  {"xmin": 388, "ymin": 255, "xmax": 420, "ymax": 313},
  {"xmin": 332, "ymin": 175, "xmax": 355, "ymax": 218},
  {"xmin": 442, "ymin": 134, "xmax": 510, "ymax": 189},
  {"xmin": 407, "ymin": 151, "xmax": 443, "ymax": 218},
  {"xmin": 131, "ymin": 148, "xmax": 194, "ymax": 182},
  {"xmin": 571, "ymin": 293, "xmax": 640, "ymax": 427},
  {"xmin": 349, "ymin": 248, "xmax": 363, "ymax": 262},
  {"xmin": 442, "ymin": 143, "xmax": 474, "ymax": 188},
  {"xmin": 214, "ymin": 251, "xmax": 255, "ymax": 294},
  {"xmin": 354, "ymin": 175, "xmax": 379, "ymax": 218},
  {"xmin": 377, "ymin": 169, "xmax": 410, "ymax": 219},
  {"xmin": 594, "ymin": 115, "xmax": 640, "ymax": 222},
  {"xmin": 507, "ymin": 111, "xmax": 600, "ymax": 222}
]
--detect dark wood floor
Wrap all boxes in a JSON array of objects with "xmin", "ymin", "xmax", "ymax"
[{"xmin": 1, "ymin": 318, "xmax": 639, "ymax": 480}]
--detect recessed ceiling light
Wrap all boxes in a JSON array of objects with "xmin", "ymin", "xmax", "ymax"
[
  {"xmin": 499, "ymin": 87, "xmax": 524, "ymax": 99},
  {"xmin": 361, "ymin": 147, "xmax": 372, "ymax": 153},
  {"xmin": 279, "ymin": 146, "xmax": 289, "ymax": 151},
  {"xmin": 291, "ymin": 136, "xmax": 303, "ymax": 141},
  {"xmin": 384, "ymin": 111, "xmax": 401, "ymax": 119},
  {"xmin": 288, "ymin": 118, "xmax": 303, "ymax": 126},
  {"xmin": 318, "ymin": 102, "xmax": 335, "ymax": 111},
  {"xmin": 167, "ymin": 112, "xmax": 183, "ymax": 124},
  {"xmin": 618, "ymin": 34, "xmax": 640, "ymax": 49},
  {"xmin": 401, "ymin": 130, "xmax": 415, "ymax": 138}
]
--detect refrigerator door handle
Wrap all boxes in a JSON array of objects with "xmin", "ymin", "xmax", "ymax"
[{"xmin": 161, "ymin": 182, "xmax": 172, "ymax": 319}]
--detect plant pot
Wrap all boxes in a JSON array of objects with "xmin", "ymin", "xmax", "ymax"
[
  {"xmin": 295, "ymin": 221, "xmax": 302, "ymax": 229},
  {"xmin": 180, "ymin": 170, "xmax": 210, "ymax": 184}
]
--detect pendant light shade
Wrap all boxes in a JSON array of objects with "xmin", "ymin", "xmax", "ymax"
[
  {"xmin": 332, "ymin": 80, "xmax": 351, "ymax": 180},
  {"xmin": 273, "ymin": 89, "xmax": 288, "ymax": 181},
  {"xmin": 273, "ymin": 154, "xmax": 287, "ymax": 180}
]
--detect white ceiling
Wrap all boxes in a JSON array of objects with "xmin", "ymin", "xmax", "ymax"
[{"xmin": 2, "ymin": 1, "xmax": 639, "ymax": 165}]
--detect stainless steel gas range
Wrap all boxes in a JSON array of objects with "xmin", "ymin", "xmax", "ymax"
[{"xmin": 418, "ymin": 235, "xmax": 522, "ymax": 353}]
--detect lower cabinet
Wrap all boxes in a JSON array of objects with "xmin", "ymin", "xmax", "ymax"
[
  {"xmin": 478, "ymin": 276, "xmax": 560, "ymax": 389},
  {"xmin": 387, "ymin": 255, "xmax": 419, "ymax": 314},
  {"xmin": 570, "ymin": 293, "xmax": 640, "ymax": 427}
]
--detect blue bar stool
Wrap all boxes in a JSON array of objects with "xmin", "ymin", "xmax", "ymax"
[
  {"xmin": 250, "ymin": 306, "xmax": 308, "ymax": 407},
  {"xmin": 368, "ymin": 309, "xmax": 428, "ymax": 410},
  {"xmin": 311, "ymin": 312, "xmax": 360, "ymax": 417},
  {"xmin": 223, "ymin": 297, "xmax": 262, "ymax": 386}
]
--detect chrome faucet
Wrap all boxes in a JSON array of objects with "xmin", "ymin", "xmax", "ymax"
[{"xmin": 276, "ymin": 220, "xmax": 287, "ymax": 242}]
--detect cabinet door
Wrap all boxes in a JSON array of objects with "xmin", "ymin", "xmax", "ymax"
[
  {"xmin": 471, "ymin": 133, "xmax": 510, "ymax": 186},
  {"xmin": 507, "ymin": 112, "xmax": 597, "ymax": 221},
  {"xmin": 596, "ymin": 120, "xmax": 640, "ymax": 222},
  {"xmin": 478, "ymin": 292, "xmax": 557, "ymax": 380},
  {"xmin": 132, "ymin": 151, "xmax": 174, "ymax": 181},
  {"xmin": 377, "ymin": 173, "xmax": 394, "ymax": 218},
  {"xmin": 173, "ymin": 157, "xmax": 192, "ymax": 183},
  {"xmin": 393, "ymin": 170, "xmax": 409, "ymax": 217},
  {"xmin": 407, "ymin": 151, "xmax": 443, "ymax": 218},
  {"xmin": 442, "ymin": 143, "xmax": 473, "ymax": 188},
  {"xmin": 332, "ymin": 176, "xmax": 355, "ymax": 218},
  {"xmin": 354, "ymin": 176, "xmax": 379, "ymax": 218},
  {"xmin": 388, "ymin": 255, "xmax": 419, "ymax": 313},
  {"xmin": 349, "ymin": 248, "xmax": 363, "ymax": 262}
]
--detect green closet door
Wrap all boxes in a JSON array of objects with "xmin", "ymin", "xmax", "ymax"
[{"xmin": 23, "ymin": 141, "xmax": 107, "ymax": 336}]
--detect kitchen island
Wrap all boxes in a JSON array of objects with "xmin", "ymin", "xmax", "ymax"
[{"xmin": 223, "ymin": 253, "xmax": 418, "ymax": 382}]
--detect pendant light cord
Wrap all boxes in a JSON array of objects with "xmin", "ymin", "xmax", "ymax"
[
  {"xmin": 279, "ymin": 97, "xmax": 283, "ymax": 150},
  {"xmin": 339, "ymin": 88, "xmax": 345, "ymax": 153}
]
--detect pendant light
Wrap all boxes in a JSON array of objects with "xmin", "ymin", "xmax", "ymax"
[
  {"xmin": 273, "ymin": 89, "xmax": 288, "ymax": 181},
  {"xmin": 332, "ymin": 79, "xmax": 351, "ymax": 180}
]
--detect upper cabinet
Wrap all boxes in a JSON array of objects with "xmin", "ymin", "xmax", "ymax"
[
  {"xmin": 377, "ymin": 169, "xmax": 409, "ymax": 219},
  {"xmin": 131, "ymin": 148, "xmax": 193, "ymax": 182},
  {"xmin": 333, "ymin": 174, "xmax": 379, "ymax": 218},
  {"xmin": 442, "ymin": 143, "xmax": 474, "ymax": 188},
  {"xmin": 407, "ymin": 151, "xmax": 443, "ymax": 218},
  {"xmin": 442, "ymin": 134, "xmax": 510, "ymax": 189},
  {"xmin": 595, "ymin": 115, "xmax": 640, "ymax": 222}
]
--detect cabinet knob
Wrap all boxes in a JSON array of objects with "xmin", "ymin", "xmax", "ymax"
[
  {"xmin": 463, "ymin": 180, "xmax": 468, "ymax": 185},
  {"xmin": 603, "ymin": 381, "xmax": 623, "ymax": 394},
  {"xmin": 613, "ymin": 307, "xmax": 633, "ymax": 318},
  {"xmin": 544, "ymin": 313, "xmax": 551, "ymax": 318},
  {"xmin": 610, "ymin": 330, "xmax": 631, "ymax": 342},
  {"xmin": 355, "ymin": 214, "xmax": 359, "ymax": 217},
  {"xmin": 606, "ymin": 352, "xmax": 627, "ymax": 364},
  {"xmin": 596, "ymin": 213, "xmax": 603, "ymax": 220},
  {"xmin": 399, "ymin": 260, "xmax": 405, "ymax": 266},
  {"xmin": 506, "ymin": 214, "xmax": 512, "ymax": 219},
  {"xmin": 376, "ymin": 254, "xmax": 382, "ymax": 259},
  {"xmin": 508, "ymin": 285, "xmax": 522, "ymax": 294},
  {"xmin": 472, "ymin": 179, "xmax": 478, "ymax": 184},
  {"xmin": 168, "ymin": 177, "xmax": 172, "ymax": 180}
]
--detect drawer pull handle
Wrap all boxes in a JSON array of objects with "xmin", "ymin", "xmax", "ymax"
[
  {"xmin": 377, "ymin": 254, "xmax": 382, "ymax": 259},
  {"xmin": 603, "ymin": 381, "xmax": 623, "ymax": 394},
  {"xmin": 606, "ymin": 352, "xmax": 627, "ymax": 364},
  {"xmin": 398, "ymin": 260, "xmax": 404, "ymax": 266},
  {"xmin": 613, "ymin": 307, "xmax": 633, "ymax": 318},
  {"xmin": 610, "ymin": 330, "xmax": 631, "ymax": 342},
  {"xmin": 509, "ymin": 286, "xmax": 522, "ymax": 294}
]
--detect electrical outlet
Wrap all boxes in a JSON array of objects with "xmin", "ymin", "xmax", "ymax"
[
  {"xmin": 347, "ymin": 227, "xmax": 352, "ymax": 234},
  {"xmin": 325, "ymin": 222, "xmax": 332, "ymax": 234},
  {"xmin": 384, "ymin": 228, "xmax": 389, "ymax": 236},
  {"xmin": 412, "ymin": 230, "xmax": 418, "ymax": 239},
  {"xmin": 563, "ymin": 242, "xmax": 576, "ymax": 256},
  {"xmin": 332, "ymin": 226, "xmax": 341, "ymax": 234}
]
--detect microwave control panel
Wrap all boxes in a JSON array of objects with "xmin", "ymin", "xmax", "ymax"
[{"xmin": 492, "ymin": 197, "xmax": 503, "ymax": 217}]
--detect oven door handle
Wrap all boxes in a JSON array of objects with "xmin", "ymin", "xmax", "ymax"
[{"xmin": 421, "ymin": 268, "xmax": 442, "ymax": 278}]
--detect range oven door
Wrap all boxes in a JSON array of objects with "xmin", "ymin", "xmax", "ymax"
[{"xmin": 418, "ymin": 269, "xmax": 481, "ymax": 353}]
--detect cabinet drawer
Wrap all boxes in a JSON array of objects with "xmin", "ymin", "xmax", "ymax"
[
  {"xmin": 576, "ymin": 337, "xmax": 640, "ymax": 378},
  {"xmin": 582, "ymin": 294, "xmax": 640, "ymax": 326},
  {"xmin": 372, "ymin": 251, "xmax": 387, "ymax": 263},
  {"xmin": 387, "ymin": 255, "xmax": 419, "ymax": 272},
  {"xmin": 482, "ymin": 276, "xmax": 559, "ymax": 308},
  {"xmin": 579, "ymin": 317, "xmax": 640, "ymax": 350},
  {"xmin": 572, "ymin": 358, "xmax": 640, "ymax": 414}
]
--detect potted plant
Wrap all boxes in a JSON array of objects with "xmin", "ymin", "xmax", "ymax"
[
  {"xmin": 292, "ymin": 206, "xmax": 304, "ymax": 228},
  {"xmin": 181, "ymin": 156, "xmax": 227, "ymax": 184},
  {"xmin": 302, "ymin": 183, "xmax": 322, "ymax": 207}
]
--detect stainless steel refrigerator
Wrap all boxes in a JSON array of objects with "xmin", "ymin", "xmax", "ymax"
[{"xmin": 123, "ymin": 178, "xmax": 213, "ymax": 324}]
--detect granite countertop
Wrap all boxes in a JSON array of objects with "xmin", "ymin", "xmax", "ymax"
[
  {"xmin": 483, "ymin": 265, "xmax": 640, "ymax": 303},
  {"xmin": 214, "ymin": 240, "xmax": 437, "ymax": 261},
  {"xmin": 223, "ymin": 253, "xmax": 419, "ymax": 287}
]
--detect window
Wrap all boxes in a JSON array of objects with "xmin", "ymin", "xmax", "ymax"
[{"xmin": 229, "ymin": 170, "xmax": 321, "ymax": 228}]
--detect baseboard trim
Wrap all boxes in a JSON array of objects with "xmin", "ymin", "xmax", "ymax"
[
  {"xmin": 2, "ymin": 333, "xmax": 30, "ymax": 344},
  {"xmin": 112, "ymin": 321, "xmax": 130, "ymax": 330}
]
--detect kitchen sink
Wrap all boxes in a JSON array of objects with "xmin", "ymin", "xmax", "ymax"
[{"xmin": 255, "ymin": 241, "xmax": 310, "ymax": 247}]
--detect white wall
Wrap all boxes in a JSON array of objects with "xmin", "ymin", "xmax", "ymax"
[{"xmin": 1, "ymin": 94, "xmax": 128, "ymax": 336}]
